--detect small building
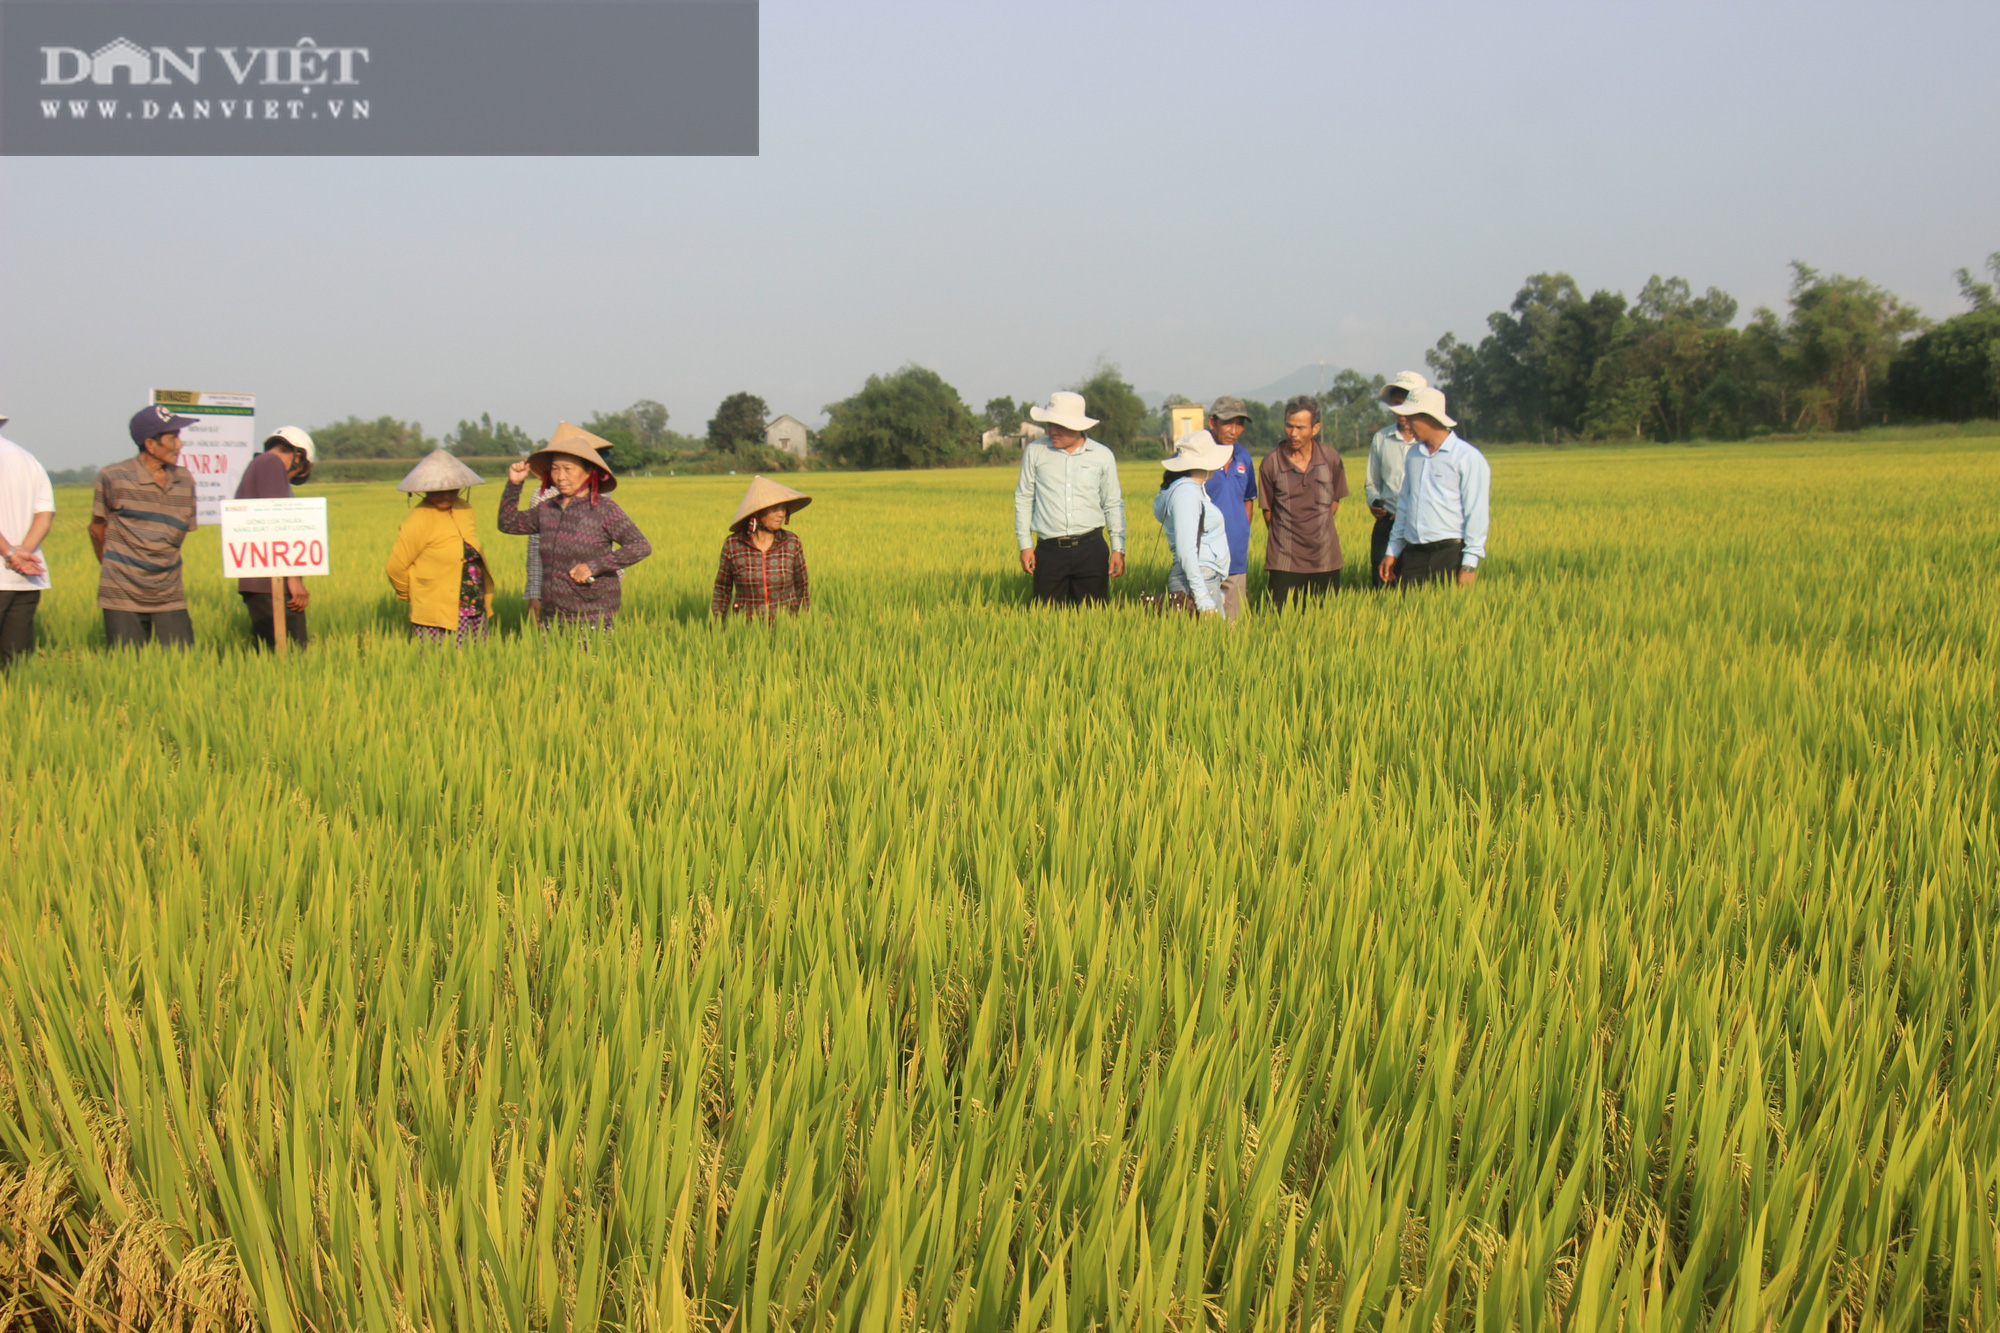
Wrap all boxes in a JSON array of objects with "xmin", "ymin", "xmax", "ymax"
[
  {"xmin": 764, "ymin": 414, "xmax": 810, "ymax": 460},
  {"xmin": 982, "ymin": 422, "xmax": 1047, "ymax": 450},
  {"xmin": 1167, "ymin": 402, "xmax": 1207, "ymax": 445}
]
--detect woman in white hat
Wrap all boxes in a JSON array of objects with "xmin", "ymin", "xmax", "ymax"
[
  {"xmin": 498, "ymin": 422, "xmax": 652, "ymax": 630},
  {"xmin": 712, "ymin": 476, "xmax": 812, "ymax": 619},
  {"xmin": 386, "ymin": 449, "xmax": 494, "ymax": 643},
  {"xmin": 1153, "ymin": 430, "xmax": 1233, "ymax": 616}
]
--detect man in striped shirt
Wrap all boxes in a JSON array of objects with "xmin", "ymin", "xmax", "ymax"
[{"xmin": 91, "ymin": 405, "xmax": 200, "ymax": 647}]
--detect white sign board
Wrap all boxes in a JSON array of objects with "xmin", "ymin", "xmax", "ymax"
[
  {"xmin": 220, "ymin": 498, "xmax": 330, "ymax": 579},
  {"xmin": 152, "ymin": 389, "xmax": 256, "ymax": 526}
]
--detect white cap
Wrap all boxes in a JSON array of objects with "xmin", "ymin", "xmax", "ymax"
[
  {"xmin": 1028, "ymin": 391, "xmax": 1098, "ymax": 433},
  {"xmin": 265, "ymin": 426, "xmax": 316, "ymax": 464},
  {"xmin": 1391, "ymin": 386, "xmax": 1456, "ymax": 429},
  {"xmin": 1379, "ymin": 371, "xmax": 1428, "ymax": 403},
  {"xmin": 1163, "ymin": 428, "xmax": 1233, "ymax": 472}
]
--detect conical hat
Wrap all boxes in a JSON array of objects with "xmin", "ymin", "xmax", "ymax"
[
  {"xmin": 731, "ymin": 475, "xmax": 812, "ymax": 529},
  {"xmin": 397, "ymin": 449, "xmax": 485, "ymax": 493},
  {"xmin": 528, "ymin": 421, "xmax": 617, "ymax": 492}
]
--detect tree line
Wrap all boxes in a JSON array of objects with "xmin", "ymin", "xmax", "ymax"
[
  {"xmin": 125, "ymin": 251, "xmax": 1993, "ymax": 483},
  {"xmin": 305, "ymin": 392, "xmax": 809, "ymax": 475},
  {"xmin": 1426, "ymin": 255, "xmax": 1999, "ymax": 443}
]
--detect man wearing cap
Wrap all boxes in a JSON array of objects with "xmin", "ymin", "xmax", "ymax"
[
  {"xmin": 90, "ymin": 405, "xmax": 200, "ymax": 647},
  {"xmin": 1366, "ymin": 372, "xmax": 1427, "ymax": 589},
  {"xmin": 1379, "ymin": 387, "xmax": 1489, "ymax": 589},
  {"xmin": 0, "ymin": 412, "xmax": 56, "ymax": 667},
  {"xmin": 233, "ymin": 426, "xmax": 317, "ymax": 650},
  {"xmin": 1202, "ymin": 397, "xmax": 1258, "ymax": 621},
  {"xmin": 1015, "ymin": 391, "xmax": 1126, "ymax": 605}
]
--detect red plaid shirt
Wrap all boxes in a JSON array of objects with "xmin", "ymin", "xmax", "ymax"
[{"xmin": 711, "ymin": 529, "xmax": 810, "ymax": 618}]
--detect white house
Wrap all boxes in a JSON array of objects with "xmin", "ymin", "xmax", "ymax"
[
  {"xmin": 764, "ymin": 414, "xmax": 810, "ymax": 460},
  {"xmin": 981, "ymin": 422, "xmax": 1047, "ymax": 450}
]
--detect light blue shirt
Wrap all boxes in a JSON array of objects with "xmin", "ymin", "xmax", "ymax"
[
  {"xmin": 1365, "ymin": 423, "xmax": 1412, "ymax": 510},
  {"xmin": 1153, "ymin": 476, "xmax": 1228, "ymax": 612},
  {"xmin": 1387, "ymin": 432, "xmax": 1490, "ymax": 567},
  {"xmin": 1014, "ymin": 438, "xmax": 1126, "ymax": 552}
]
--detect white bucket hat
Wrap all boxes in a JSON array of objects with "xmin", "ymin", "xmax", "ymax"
[
  {"xmin": 264, "ymin": 425, "xmax": 317, "ymax": 463},
  {"xmin": 398, "ymin": 449, "xmax": 486, "ymax": 493},
  {"xmin": 1028, "ymin": 391, "xmax": 1098, "ymax": 433},
  {"xmin": 1379, "ymin": 371, "xmax": 1428, "ymax": 403},
  {"xmin": 1163, "ymin": 428, "xmax": 1233, "ymax": 473},
  {"xmin": 1391, "ymin": 386, "xmax": 1456, "ymax": 429}
]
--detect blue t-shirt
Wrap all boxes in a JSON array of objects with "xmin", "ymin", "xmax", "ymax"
[{"xmin": 1202, "ymin": 443, "xmax": 1257, "ymax": 575}]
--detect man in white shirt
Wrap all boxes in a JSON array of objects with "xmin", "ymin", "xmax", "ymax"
[
  {"xmin": 1014, "ymin": 391, "xmax": 1127, "ymax": 604},
  {"xmin": 0, "ymin": 414, "xmax": 57, "ymax": 666}
]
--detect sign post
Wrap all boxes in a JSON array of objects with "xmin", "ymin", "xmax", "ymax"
[
  {"xmin": 220, "ymin": 498, "xmax": 329, "ymax": 657},
  {"xmin": 152, "ymin": 390, "xmax": 256, "ymax": 526}
]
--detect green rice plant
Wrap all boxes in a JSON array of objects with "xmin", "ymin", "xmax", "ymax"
[{"xmin": 0, "ymin": 434, "xmax": 1995, "ymax": 1329}]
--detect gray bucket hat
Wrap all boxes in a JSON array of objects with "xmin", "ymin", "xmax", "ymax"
[{"xmin": 398, "ymin": 449, "xmax": 485, "ymax": 493}]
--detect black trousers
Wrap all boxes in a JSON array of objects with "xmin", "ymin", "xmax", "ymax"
[
  {"xmin": 241, "ymin": 591, "xmax": 309, "ymax": 650},
  {"xmin": 103, "ymin": 607, "xmax": 194, "ymax": 648},
  {"xmin": 1369, "ymin": 513, "xmax": 1396, "ymax": 588},
  {"xmin": 1397, "ymin": 539, "xmax": 1465, "ymax": 589},
  {"xmin": 0, "ymin": 590, "xmax": 39, "ymax": 666},
  {"xmin": 1033, "ymin": 530, "xmax": 1110, "ymax": 605},
  {"xmin": 1268, "ymin": 569, "xmax": 1340, "ymax": 610}
]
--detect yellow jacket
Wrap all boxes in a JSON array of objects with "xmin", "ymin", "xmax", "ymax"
[{"xmin": 385, "ymin": 501, "xmax": 494, "ymax": 630}]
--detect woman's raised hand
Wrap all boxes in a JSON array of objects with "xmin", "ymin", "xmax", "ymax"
[{"xmin": 507, "ymin": 461, "xmax": 532, "ymax": 485}]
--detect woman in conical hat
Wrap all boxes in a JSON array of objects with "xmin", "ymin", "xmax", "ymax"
[
  {"xmin": 386, "ymin": 449, "xmax": 494, "ymax": 644},
  {"xmin": 497, "ymin": 422, "xmax": 652, "ymax": 630},
  {"xmin": 711, "ymin": 475, "xmax": 812, "ymax": 619}
]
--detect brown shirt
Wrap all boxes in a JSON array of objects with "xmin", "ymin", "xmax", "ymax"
[
  {"xmin": 93, "ymin": 454, "xmax": 197, "ymax": 611},
  {"xmin": 1258, "ymin": 442, "xmax": 1350, "ymax": 573}
]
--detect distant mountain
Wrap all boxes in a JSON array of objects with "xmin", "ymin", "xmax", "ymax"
[{"xmin": 1243, "ymin": 364, "xmax": 1345, "ymax": 403}]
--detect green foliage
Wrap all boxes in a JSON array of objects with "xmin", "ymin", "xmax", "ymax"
[
  {"xmin": 1754, "ymin": 262, "xmax": 1925, "ymax": 432},
  {"xmin": 1582, "ymin": 277, "xmax": 1750, "ymax": 441},
  {"xmin": 1428, "ymin": 263, "xmax": 1929, "ymax": 442},
  {"xmin": 5, "ymin": 437, "xmax": 1999, "ymax": 1329},
  {"xmin": 585, "ymin": 399, "xmax": 696, "ymax": 473},
  {"xmin": 1887, "ymin": 309, "xmax": 2000, "ymax": 422},
  {"xmin": 819, "ymin": 365, "xmax": 979, "ymax": 469},
  {"xmin": 1952, "ymin": 252, "xmax": 1998, "ymax": 312},
  {"xmin": 444, "ymin": 412, "xmax": 536, "ymax": 458},
  {"xmin": 706, "ymin": 392, "xmax": 770, "ymax": 452},
  {"xmin": 1067, "ymin": 363, "xmax": 1151, "ymax": 457},
  {"xmin": 310, "ymin": 415, "xmax": 437, "ymax": 459},
  {"xmin": 983, "ymin": 396, "xmax": 1023, "ymax": 432},
  {"xmin": 1317, "ymin": 369, "xmax": 1392, "ymax": 453}
]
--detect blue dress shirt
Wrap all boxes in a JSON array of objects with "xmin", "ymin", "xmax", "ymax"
[{"xmin": 1386, "ymin": 432, "xmax": 1490, "ymax": 567}]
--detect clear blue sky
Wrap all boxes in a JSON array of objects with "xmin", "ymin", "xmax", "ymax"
[{"xmin": 4, "ymin": 0, "xmax": 1996, "ymax": 466}]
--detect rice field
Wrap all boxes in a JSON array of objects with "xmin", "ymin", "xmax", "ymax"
[{"xmin": 1, "ymin": 433, "xmax": 1996, "ymax": 1330}]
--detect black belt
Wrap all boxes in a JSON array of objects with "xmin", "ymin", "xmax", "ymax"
[
  {"xmin": 1405, "ymin": 538, "xmax": 1461, "ymax": 552},
  {"xmin": 1044, "ymin": 528, "xmax": 1102, "ymax": 548}
]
